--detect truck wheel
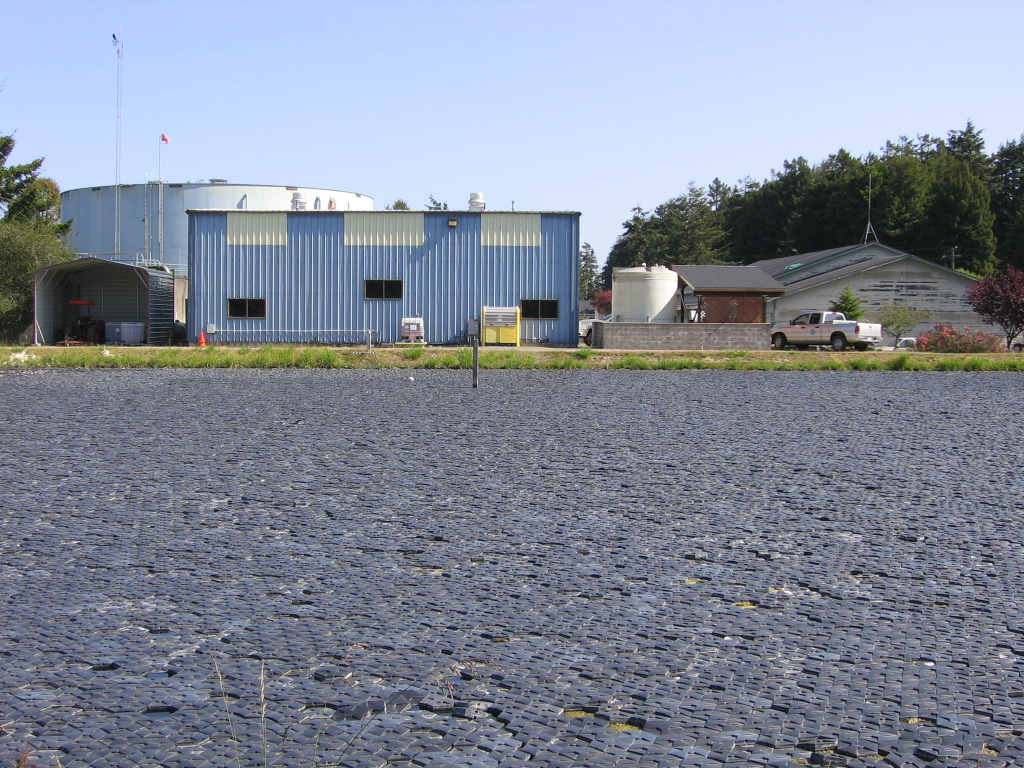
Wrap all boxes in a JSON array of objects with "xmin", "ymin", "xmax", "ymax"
[
  {"xmin": 830, "ymin": 334, "xmax": 848, "ymax": 351},
  {"xmin": 772, "ymin": 333, "xmax": 787, "ymax": 350}
]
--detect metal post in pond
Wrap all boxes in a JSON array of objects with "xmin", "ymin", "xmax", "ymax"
[{"xmin": 472, "ymin": 336, "xmax": 479, "ymax": 388}]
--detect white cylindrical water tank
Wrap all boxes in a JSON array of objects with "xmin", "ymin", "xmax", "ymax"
[
  {"xmin": 60, "ymin": 182, "xmax": 374, "ymax": 276},
  {"xmin": 611, "ymin": 265, "xmax": 679, "ymax": 323}
]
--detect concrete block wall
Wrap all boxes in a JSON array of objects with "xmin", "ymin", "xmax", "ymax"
[{"xmin": 592, "ymin": 322, "xmax": 771, "ymax": 351}]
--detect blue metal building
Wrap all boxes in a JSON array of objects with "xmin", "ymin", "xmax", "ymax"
[{"xmin": 187, "ymin": 210, "xmax": 581, "ymax": 346}]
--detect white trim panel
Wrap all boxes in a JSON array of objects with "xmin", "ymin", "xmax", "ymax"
[
  {"xmin": 228, "ymin": 213, "xmax": 289, "ymax": 246},
  {"xmin": 481, "ymin": 213, "xmax": 541, "ymax": 247},
  {"xmin": 344, "ymin": 213, "xmax": 425, "ymax": 246}
]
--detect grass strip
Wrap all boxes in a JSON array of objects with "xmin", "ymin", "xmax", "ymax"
[{"xmin": 4, "ymin": 345, "xmax": 1024, "ymax": 372}]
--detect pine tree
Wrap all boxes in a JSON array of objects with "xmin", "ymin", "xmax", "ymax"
[
  {"xmin": 578, "ymin": 243, "xmax": 600, "ymax": 300},
  {"xmin": 992, "ymin": 136, "xmax": 1024, "ymax": 270},
  {"xmin": 925, "ymin": 153, "xmax": 997, "ymax": 274},
  {"xmin": 829, "ymin": 286, "xmax": 865, "ymax": 320}
]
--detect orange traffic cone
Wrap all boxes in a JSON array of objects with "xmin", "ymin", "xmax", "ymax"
[{"xmin": 198, "ymin": 331, "xmax": 207, "ymax": 347}]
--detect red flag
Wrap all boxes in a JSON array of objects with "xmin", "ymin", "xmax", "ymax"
[{"xmin": 160, "ymin": 134, "xmax": 170, "ymax": 144}]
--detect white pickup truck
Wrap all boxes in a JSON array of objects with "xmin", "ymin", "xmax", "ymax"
[{"xmin": 771, "ymin": 311, "xmax": 883, "ymax": 351}]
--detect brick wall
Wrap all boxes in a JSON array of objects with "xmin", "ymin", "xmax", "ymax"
[{"xmin": 591, "ymin": 322, "xmax": 771, "ymax": 351}]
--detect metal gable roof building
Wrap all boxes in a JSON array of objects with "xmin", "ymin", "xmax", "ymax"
[
  {"xmin": 750, "ymin": 244, "xmax": 874, "ymax": 279},
  {"xmin": 755, "ymin": 243, "xmax": 982, "ymax": 331},
  {"xmin": 751, "ymin": 242, "xmax": 910, "ymax": 286},
  {"xmin": 187, "ymin": 208, "xmax": 581, "ymax": 346}
]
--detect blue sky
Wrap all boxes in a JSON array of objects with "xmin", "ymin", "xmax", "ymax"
[{"xmin": 3, "ymin": 0, "xmax": 1022, "ymax": 265}]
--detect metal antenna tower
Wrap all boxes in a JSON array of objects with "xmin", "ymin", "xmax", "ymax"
[
  {"xmin": 113, "ymin": 29, "xmax": 123, "ymax": 257},
  {"xmin": 862, "ymin": 172, "xmax": 878, "ymax": 244}
]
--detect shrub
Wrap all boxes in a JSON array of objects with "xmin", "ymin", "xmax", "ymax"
[{"xmin": 916, "ymin": 323, "xmax": 1002, "ymax": 353}]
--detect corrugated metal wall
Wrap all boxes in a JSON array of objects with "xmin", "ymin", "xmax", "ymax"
[
  {"xmin": 188, "ymin": 210, "xmax": 580, "ymax": 345},
  {"xmin": 147, "ymin": 270, "xmax": 175, "ymax": 345}
]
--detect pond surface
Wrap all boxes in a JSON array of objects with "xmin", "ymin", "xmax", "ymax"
[{"xmin": 1, "ymin": 369, "xmax": 1022, "ymax": 767}]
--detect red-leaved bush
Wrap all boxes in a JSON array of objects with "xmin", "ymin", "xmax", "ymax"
[
  {"xmin": 916, "ymin": 323, "xmax": 1003, "ymax": 353},
  {"xmin": 591, "ymin": 289, "xmax": 612, "ymax": 315}
]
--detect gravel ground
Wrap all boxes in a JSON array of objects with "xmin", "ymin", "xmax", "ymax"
[{"xmin": 0, "ymin": 368, "xmax": 1022, "ymax": 768}]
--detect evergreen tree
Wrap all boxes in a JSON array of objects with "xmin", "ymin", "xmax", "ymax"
[
  {"xmin": 0, "ymin": 135, "xmax": 43, "ymax": 215},
  {"xmin": 603, "ymin": 207, "xmax": 651, "ymax": 287},
  {"xmin": 723, "ymin": 157, "xmax": 811, "ymax": 260},
  {"xmin": 603, "ymin": 184, "xmax": 728, "ymax": 285},
  {"xmin": 607, "ymin": 123, "xmax": 1009, "ymax": 273},
  {"xmin": 578, "ymin": 242, "xmax": 600, "ymax": 300},
  {"xmin": 829, "ymin": 286, "xmax": 865, "ymax": 320},
  {"xmin": 789, "ymin": 150, "xmax": 869, "ymax": 250},
  {"xmin": 992, "ymin": 136, "xmax": 1024, "ymax": 270},
  {"xmin": 924, "ymin": 152, "xmax": 997, "ymax": 274},
  {"xmin": 0, "ymin": 135, "xmax": 68, "ymax": 234},
  {"xmin": 946, "ymin": 121, "xmax": 993, "ymax": 188},
  {"xmin": 870, "ymin": 154, "xmax": 932, "ymax": 254}
]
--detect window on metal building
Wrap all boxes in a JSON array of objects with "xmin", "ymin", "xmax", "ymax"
[
  {"xmin": 227, "ymin": 298, "xmax": 267, "ymax": 319},
  {"xmin": 365, "ymin": 279, "xmax": 403, "ymax": 300},
  {"xmin": 521, "ymin": 299, "xmax": 559, "ymax": 319}
]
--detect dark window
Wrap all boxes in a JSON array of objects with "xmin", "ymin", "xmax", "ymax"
[
  {"xmin": 365, "ymin": 279, "xmax": 403, "ymax": 300},
  {"xmin": 227, "ymin": 298, "xmax": 267, "ymax": 319},
  {"xmin": 521, "ymin": 299, "xmax": 559, "ymax": 319}
]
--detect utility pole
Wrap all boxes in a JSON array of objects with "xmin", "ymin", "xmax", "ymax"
[
  {"xmin": 945, "ymin": 246, "xmax": 959, "ymax": 270},
  {"xmin": 112, "ymin": 30, "xmax": 123, "ymax": 258},
  {"xmin": 862, "ymin": 173, "xmax": 878, "ymax": 244}
]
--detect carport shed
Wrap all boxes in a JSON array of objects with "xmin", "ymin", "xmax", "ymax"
[{"xmin": 34, "ymin": 258, "xmax": 175, "ymax": 345}]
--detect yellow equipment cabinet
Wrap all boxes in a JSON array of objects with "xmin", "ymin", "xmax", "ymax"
[{"xmin": 481, "ymin": 306, "xmax": 520, "ymax": 346}]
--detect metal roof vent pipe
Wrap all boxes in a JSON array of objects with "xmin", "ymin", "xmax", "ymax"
[
  {"xmin": 468, "ymin": 192, "xmax": 485, "ymax": 211},
  {"xmin": 291, "ymin": 192, "xmax": 307, "ymax": 211}
]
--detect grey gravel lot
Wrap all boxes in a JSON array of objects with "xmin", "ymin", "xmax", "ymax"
[{"xmin": 1, "ymin": 368, "xmax": 1023, "ymax": 768}]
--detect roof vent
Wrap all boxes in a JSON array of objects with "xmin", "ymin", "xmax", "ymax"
[
  {"xmin": 291, "ymin": 192, "xmax": 307, "ymax": 211},
  {"xmin": 468, "ymin": 192, "xmax": 485, "ymax": 211},
  {"xmin": 210, "ymin": 178, "xmax": 228, "ymax": 184}
]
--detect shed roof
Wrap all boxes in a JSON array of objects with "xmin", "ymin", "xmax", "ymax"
[
  {"xmin": 750, "ymin": 243, "xmax": 907, "ymax": 278},
  {"xmin": 672, "ymin": 265, "xmax": 785, "ymax": 294},
  {"xmin": 779, "ymin": 253, "xmax": 977, "ymax": 294},
  {"xmin": 34, "ymin": 257, "xmax": 171, "ymax": 279}
]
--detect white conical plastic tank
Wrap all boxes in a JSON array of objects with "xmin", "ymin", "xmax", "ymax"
[{"xmin": 611, "ymin": 265, "xmax": 679, "ymax": 322}]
